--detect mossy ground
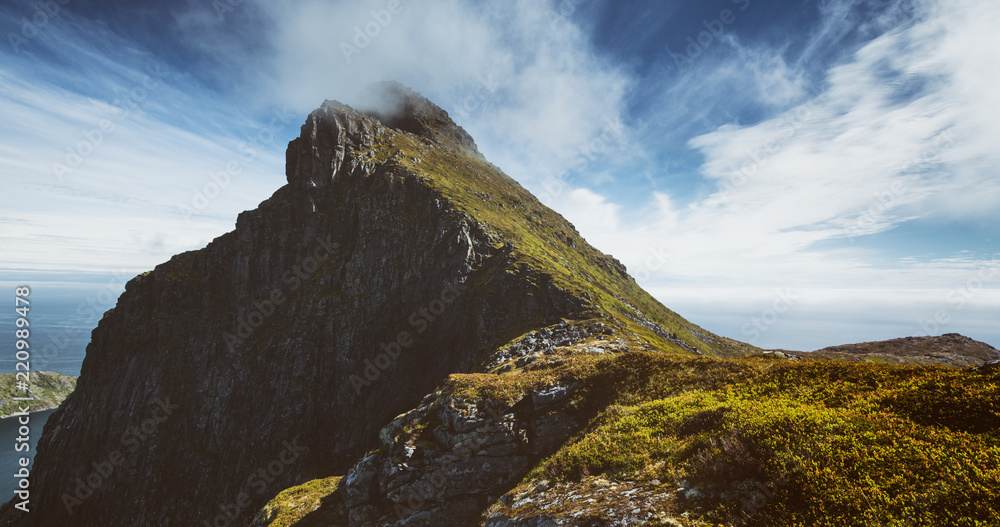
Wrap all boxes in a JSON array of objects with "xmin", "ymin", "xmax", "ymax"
[
  {"xmin": 251, "ymin": 103, "xmax": 998, "ymax": 525},
  {"xmin": 261, "ymin": 352, "xmax": 999, "ymax": 526},
  {"xmin": 251, "ymin": 476, "xmax": 346, "ymax": 527},
  {"xmin": 489, "ymin": 353, "xmax": 1000, "ymax": 526},
  {"xmin": 0, "ymin": 371, "xmax": 77, "ymax": 418}
]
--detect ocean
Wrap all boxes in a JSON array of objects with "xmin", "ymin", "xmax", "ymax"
[
  {"xmin": 0, "ymin": 409, "xmax": 56, "ymax": 508},
  {"xmin": 0, "ymin": 280, "xmax": 122, "ymax": 506},
  {"xmin": 0, "ymin": 281, "xmax": 122, "ymax": 377}
]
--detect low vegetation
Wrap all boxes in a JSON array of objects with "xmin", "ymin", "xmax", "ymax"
[
  {"xmin": 0, "ymin": 371, "xmax": 77, "ymax": 418},
  {"xmin": 250, "ymin": 476, "xmax": 346, "ymax": 527},
  {"xmin": 488, "ymin": 352, "xmax": 1000, "ymax": 525}
]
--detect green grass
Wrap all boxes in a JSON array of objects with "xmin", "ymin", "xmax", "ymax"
[
  {"xmin": 0, "ymin": 371, "xmax": 77, "ymax": 418},
  {"xmin": 259, "ymin": 352, "xmax": 1000, "ymax": 526},
  {"xmin": 247, "ymin": 105, "xmax": 1000, "ymax": 526},
  {"xmin": 250, "ymin": 476, "xmax": 345, "ymax": 527},
  {"xmin": 494, "ymin": 353, "xmax": 1000, "ymax": 525},
  {"xmin": 375, "ymin": 130, "xmax": 752, "ymax": 358}
]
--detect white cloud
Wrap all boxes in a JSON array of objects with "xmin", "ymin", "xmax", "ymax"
[
  {"xmin": 4, "ymin": 0, "xmax": 997, "ymax": 350},
  {"xmin": 5, "ymin": 0, "xmax": 634, "ymax": 276},
  {"xmin": 0, "ymin": 15, "xmax": 287, "ymax": 275},
  {"xmin": 247, "ymin": 0, "xmax": 632, "ymax": 189},
  {"xmin": 543, "ymin": 0, "xmax": 1000, "ymax": 347},
  {"xmin": 686, "ymin": 0, "xmax": 1000, "ymax": 245}
]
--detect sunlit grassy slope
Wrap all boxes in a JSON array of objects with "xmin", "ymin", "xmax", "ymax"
[
  {"xmin": 361, "ymin": 126, "xmax": 753, "ymax": 358},
  {"xmin": 481, "ymin": 352, "xmax": 1000, "ymax": 526},
  {"xmin": 259, "ymin": 349, "xmax": 1000, "ymax": 525}
]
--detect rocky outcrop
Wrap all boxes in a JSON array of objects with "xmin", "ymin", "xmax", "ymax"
[
  {"xmin": 486, "ymin": 320, "xmax": 618, "ymax": 371},
  {"xmin": 310, "ymin": 381, "xmax": 583, "ymax": 527},
  {"xmin": 2, "ymin": 83, "xmax": 726, "ymax": 527},
  {"xmin": 484, "ymin": 477, "xmax": 683, "ymax": 527}
]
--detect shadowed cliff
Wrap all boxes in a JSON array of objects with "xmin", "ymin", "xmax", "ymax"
[{"xmin": 1, "ymin": 82, "xmax": 742, "ymax": 527}]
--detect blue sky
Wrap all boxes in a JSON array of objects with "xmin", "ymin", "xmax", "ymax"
[{"xmin": 1, "ymin": 0, "xmax": 998, "ymax": 352}]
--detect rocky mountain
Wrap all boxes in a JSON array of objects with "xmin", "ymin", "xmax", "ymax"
[
  {"xmin": 0, "ymin": 82, "xmax": 747, "ymax": 527},
  {"xmin": 0, "ymin": 372, "xmax": 76, "ymax": 418},
  {"xmin": 6, "ymin": 83, "xmax": 999, "ymax": 527}
]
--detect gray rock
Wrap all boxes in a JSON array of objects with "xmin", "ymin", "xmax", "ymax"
[
  {"xmin": 532, "ymin": 386, "xmax": 570, "ymax": 407},
  {"xmin": 344, "ymin": 454, "xmax": 381, "ymax": 507}
]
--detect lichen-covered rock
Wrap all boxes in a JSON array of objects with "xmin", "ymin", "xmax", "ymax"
[
  {"xmin": 339, "ymin": 383, "xmax": 584, "ymax": 527},
  {"xmin": 484, "ymin": 477, "xmax": 694, "ymax": 527}
]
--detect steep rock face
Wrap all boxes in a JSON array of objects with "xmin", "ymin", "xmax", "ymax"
[
  {"xmin": 339, "ymin": 365, "xmax": 585, "ymax": 526},
  {"xmin": 2, "ymin": 83, "xmax": 739, "ymax": 527}
]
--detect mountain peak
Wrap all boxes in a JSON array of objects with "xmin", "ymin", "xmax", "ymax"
[
  {"xmin": 9, "ymin": 87, "xmax": 743, "ymax": 527},
  {"xmin": 354, "ymin": 81, "xmax": 479, "ymax": 152},
  {"xmin": 285, "ymin": 82, "xmax": 478, "ymax": 188}
]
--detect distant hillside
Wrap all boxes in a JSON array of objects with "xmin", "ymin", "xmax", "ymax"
[
  {"xmin": 0, "ymin": 372, "xmax": 77, "ymax": 418},
  {"xmin": 805, "ymin": 333, "xmax": 1000, "ymax": 368}
]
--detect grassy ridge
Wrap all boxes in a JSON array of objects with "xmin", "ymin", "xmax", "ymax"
[
  {"xmin": 255, "ymin": 353, "xmax": 1000, "ymax": 525},
  {"xmin": 371, "ymin": 130, "xmax": 753, "ymax": 358},
  {"xmin": 247, "ymin": 97, "xmax": 1000, "ymax": 525},
  {"xmin": 0, "ymin": 371, "xmax": 77, "ymax": 418}
]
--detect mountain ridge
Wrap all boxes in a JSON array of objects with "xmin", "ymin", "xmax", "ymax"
[
  {"xmin": 805, "ymin": 333, "xmax": 1000, "ymax": 368},
  {"xmin": 0, "ymin": 82, "xmax": 741, "ymax": 527},
  {"xmin": 8, "ymin": 83, "xmax": 995, "ymax": 527}
]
